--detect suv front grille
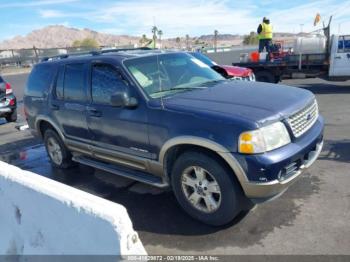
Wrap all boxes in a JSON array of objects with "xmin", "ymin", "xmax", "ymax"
[{"xmin": 287, "ymin": 100, "xmax": 318, "ymax": 138}]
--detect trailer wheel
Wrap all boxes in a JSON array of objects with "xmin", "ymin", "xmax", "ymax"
[{"xmin": 255, "ymin": 71, "xmax": 275, "ymax": 83}]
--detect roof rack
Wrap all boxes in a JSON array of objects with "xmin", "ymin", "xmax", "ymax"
[
  {"xmin": 101, "ymin": 47, "xmax": 151, "ymax": 54},
  {"xmin": 40, "ymin": 47, "xmax": 152, "ymax": 62}
]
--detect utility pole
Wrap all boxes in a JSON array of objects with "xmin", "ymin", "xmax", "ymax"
[
  {"xmin": 300, "ymin": 24, "xmax": 304, "ymax": 33},
  {"xmin": 214, "ymin": 30, "xmax": 218, "ymax": 52},
  {"xmin": 185, "ymin": 34, "xmax": 190, "ymax": 50}
]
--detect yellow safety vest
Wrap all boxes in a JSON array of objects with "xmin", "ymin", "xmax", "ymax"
[{"xmin": 260, "ymin": 22, "xmax": 273, "ymax": 39}]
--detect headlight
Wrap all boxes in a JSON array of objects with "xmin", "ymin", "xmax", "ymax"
[{"xmin": 239, "ymin": 122, "xmax": 291, "ymax": 154}]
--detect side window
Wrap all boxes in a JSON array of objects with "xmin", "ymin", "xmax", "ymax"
[
  {"xmin": 25, "ymin": 64, "xmax": 56, "ymax": 97},
  {"xmin": 64, "ymin": 63, "xmax": 86, "ymax": 101},
  {"xmin": 338, "ymin": 37, "xmax": 344, "ymax": 52},
  {"xmin": 91, "ymin": 64, "xmax": 127, "ymax": 105},
  {"xmin": 338, "ymin": 36, "xmax": 350, "ymax": 53},
  {"xmin": 344, "ymin": 36, "xmax": 350, "ymax": 52},
  {"xmin": 55, "ymin": 65, "xmax": 64, "ymax": 99}
]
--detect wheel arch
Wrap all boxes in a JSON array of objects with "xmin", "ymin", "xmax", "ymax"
[
  {"xmin": 35, "ymin": 116, "xmax": 65, "ymax": 141},
  {"xmin": 159, "ymin": 136, "xmax": 249, "ymax": 188}
]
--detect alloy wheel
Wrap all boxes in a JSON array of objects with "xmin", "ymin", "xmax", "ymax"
[{"xmin": 181, "ymin": 166, "xmax": 222, "ymax": 213}]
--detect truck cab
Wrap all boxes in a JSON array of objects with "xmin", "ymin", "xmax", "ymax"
[{"xmin": 329, "ymin": 35, "xmax": 350, "ymax": 79}]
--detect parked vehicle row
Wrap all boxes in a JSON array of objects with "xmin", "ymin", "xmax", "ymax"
[{"xmin": 24, "ymin": 49, "xmax": 324, "ymax": 225}]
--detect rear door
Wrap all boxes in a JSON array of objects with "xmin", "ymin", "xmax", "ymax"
[
  {"xmin": 50, "ymin": 62, "xmax": 91, "ymax": 143},
  {"xmin": 330, "ymin": 35, "xmax": 350, "ymax": 77}
]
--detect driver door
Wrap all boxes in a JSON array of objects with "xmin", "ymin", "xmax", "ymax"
[{"xmin": 86, "ymin": 61, "xmax": 152, "ymax": 167}]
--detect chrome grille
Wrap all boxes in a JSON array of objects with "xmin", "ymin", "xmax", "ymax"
[{"xmin": 287, "ymin": 100, "xmax": 318, "ymax": 138}]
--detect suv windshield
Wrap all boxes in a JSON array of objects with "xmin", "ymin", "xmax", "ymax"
[
  {"xmin": 124, "ymin": 53, "xmax": 224, "ymax": 98},
  {"xmin": 189, "ymin": 52, "xmax": 217, "ymax": 67}
]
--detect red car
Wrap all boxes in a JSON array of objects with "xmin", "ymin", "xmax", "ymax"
[{"xmin": 189, "ymin": 52, "xmax": 255, "ymax": 81}]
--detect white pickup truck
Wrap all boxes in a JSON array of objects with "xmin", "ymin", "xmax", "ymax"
[{"xmin": 329, "ymin": 35, "xmax": 350, "ymax": 79}]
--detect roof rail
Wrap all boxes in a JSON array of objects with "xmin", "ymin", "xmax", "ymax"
[
  {"xmin": 40, "ymin": 51, "xmax": 100, "ymax": 62},
  {"xmin": 40, "ymin": 47, "xmax": 153, "ymax": 62},
  {"xmin": 101, "ymin": 47, "xmax": 152, "ymax": 54}
]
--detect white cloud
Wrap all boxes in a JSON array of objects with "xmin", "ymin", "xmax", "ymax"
[
  {"xmin": 86, "ymin": 0, "xmax": 259, "ymax": 37},
  {"xmin": 0, "ymin": 0, "xmax": 79, "ymax": 9},
  {"xmin": 266, "ymin": 0, "xmax": 350, "ymax": 34},
  {"xmin": 39, "ymin": 9, "xmax": 66, "ymax": 18},
  {"xmin": 34, "ymin": 0, "xmax": 350, "ymax": 37}
]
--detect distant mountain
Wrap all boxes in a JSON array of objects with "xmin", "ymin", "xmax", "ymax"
[
  {"xmin": 0, "ymin": 25, "xmax": 315, "ymax": 50},
  {"xmin": 0, "ymin": 25, "xmax": 140, "ymax": 49}
]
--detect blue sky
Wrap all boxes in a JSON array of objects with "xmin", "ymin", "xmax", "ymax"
[{"xmin": 1, "ymin": 0, "xmax": 350, "ymax": 41}]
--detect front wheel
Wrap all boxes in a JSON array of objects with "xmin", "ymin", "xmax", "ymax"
[{"xmin": 171, "ymin": 151, "xmax": 243, "ymax": 226}]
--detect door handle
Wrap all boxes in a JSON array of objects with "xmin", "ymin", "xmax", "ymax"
[
  {"xmin": 50, "ymin": 104, "xmax": 59, "ymax": 110},
  {"xmin": 334, "ymin": 56, "xmax": 342, "ymax": 59},
  {"xmin": 86, "ymin": 107, "xmax": 102, "ymax": 117}
]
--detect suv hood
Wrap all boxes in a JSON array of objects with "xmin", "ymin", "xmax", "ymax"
[{"xmin": 162, "ymin": 80, "xmax": 314, "ymax": 126}]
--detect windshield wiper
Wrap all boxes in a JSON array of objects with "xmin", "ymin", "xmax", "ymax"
[{"xmin": 152, "ymin": 87, "xmax": 204, "ymax": 95}]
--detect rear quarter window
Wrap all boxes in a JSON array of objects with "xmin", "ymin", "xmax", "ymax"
[{"xmin": 26, "ymin": 63, "xmax": 56, "ymax": 97}]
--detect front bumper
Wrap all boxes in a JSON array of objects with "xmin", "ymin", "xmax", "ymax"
[
  {"xmin": 243, "ymin": 140, "xmax": 323, "ymax": 202},
  {"xmin": 235, "ymin": 116, "xmax": 324, "ymax": 201}
]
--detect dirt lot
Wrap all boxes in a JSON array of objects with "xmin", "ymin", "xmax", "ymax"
[{"xmin": 0, "ymin": 74, "xmax": 349, "ymax": 255}]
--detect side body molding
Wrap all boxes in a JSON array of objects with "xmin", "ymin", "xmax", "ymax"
[{"xmin": 158, "ymin": 136, "xmax": 249, "ymax": 186}]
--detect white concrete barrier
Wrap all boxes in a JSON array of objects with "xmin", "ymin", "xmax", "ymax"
[{"xmin": 0, "ymin": 161, "xmax": 147, "ymax": 256}]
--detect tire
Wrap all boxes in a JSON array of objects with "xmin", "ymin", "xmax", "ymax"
[
  {"xmin": 44, "ymin": 129, "xmax": 73, "ymax": 169},
  {"xmin": 5, "ymin": 109, "xmax": 17, "ymax": 122},
  {"xmin": 255, "ymin": 70, "xmax": 275, "ymax": 83},
  {"xmin": 171, "ymin": 151, "xmax": 242, "ymax": 226}
]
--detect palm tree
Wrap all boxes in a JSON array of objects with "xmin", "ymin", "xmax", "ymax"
[
  {"xmin": 185, "ymin": 34, "xmax": 190, "ymax": 50},
  {"xmin": 151, "ymin": 26, "xmax": 158, "ymax": 49},
  {"xmin": 157, "ymin": 30, "xmax": 163, "ymax": 49},
  {"xmin": 214, "ymin": 29, "xmax": 219, "ymax": 52},
  {"xmin": 175, "ymin": 37, "xmax": 181, "ymax": 49}
]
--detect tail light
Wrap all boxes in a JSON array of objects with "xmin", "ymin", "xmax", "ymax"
[
  {"xmin": 9, "ymin": 98, "xmax": 15, "ymax": 106},
  {"xmin": 5, "ymin": 83, "xmax": 13, "ymax": 95}
]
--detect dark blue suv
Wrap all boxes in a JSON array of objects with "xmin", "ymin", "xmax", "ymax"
[{"xmin": 24, "ymin": 50, "xmax": 324, "ymax": 226}]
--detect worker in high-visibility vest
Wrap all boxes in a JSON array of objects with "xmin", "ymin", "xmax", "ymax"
[{"xmin": 257, "ymin": 17, "xmax": 273, "ymax": 53}]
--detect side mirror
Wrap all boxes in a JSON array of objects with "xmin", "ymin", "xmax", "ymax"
[{"xmin": 110, "ymin": 91, "xmax": 138, "ymax": 108}]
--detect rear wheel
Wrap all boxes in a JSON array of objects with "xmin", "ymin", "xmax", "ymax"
[
  {"xmin": 5, "ymin": 109, "xmax": 17, "ymax": 122},
  {"xmin": 171, "ymin": 151, "xmax": 242, "ymax": 226},
  {"xmin": 44, "ymin": 129, "xmax": 73, "ymax": 168}
]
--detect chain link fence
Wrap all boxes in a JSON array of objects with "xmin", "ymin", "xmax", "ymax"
[{"xmin": 0, "ymin": 46, "xmax": 106, "ymax": 68}]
